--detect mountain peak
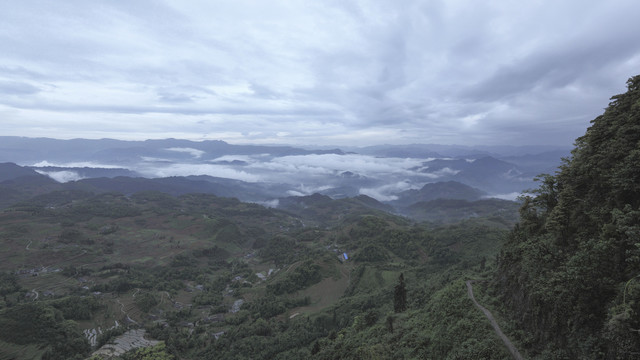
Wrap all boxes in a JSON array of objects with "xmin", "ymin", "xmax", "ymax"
[{"xmin": 0, "ymin": 162, "xmax": 43, "ymax": 182}]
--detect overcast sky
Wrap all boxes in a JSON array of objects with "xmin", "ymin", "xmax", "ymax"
[{"xmin": 1, "ymin": 0, "xmax": 639, "ymax": 147}]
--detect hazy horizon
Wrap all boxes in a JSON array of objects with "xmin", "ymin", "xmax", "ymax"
[{"xmin": 0, "ymin": 134, "xmax": 575, "ymax": 150}]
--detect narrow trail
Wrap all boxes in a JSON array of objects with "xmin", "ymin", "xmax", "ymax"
[
  {"xmin": 340, "ymin": 265, "xmax": 352, "ymax": 286},
  {"xmin": 284, "ymin": 260, "xmax": 303, "ymax": 274},
  {"xmin": 62, "ymin": 249, "xmax": 88, "ymax": 263},
  {"xmin": 25, "ymin": 240, "xmax": 32, "ymax": 250},
  {"xmin": 466, "ymin": 280, "xmax": 524, "ymax": 360},
  {"xmin": 160, "ymin": 291, "xmax": 172, "ymax": 305},
  {"xmin": 116, "ymin": 298, "xmax": 139, "ymax": 325},
  {"xmin": 40, "ymin": 249, "xmax": 88, "ymax": 272},
  {"xmin": 116, "ymin": 299, "xmax": 126, "ymax": 315},
  {"xmin": 162, "ymin": 291, "xmax": 175, "ymax": 305}
]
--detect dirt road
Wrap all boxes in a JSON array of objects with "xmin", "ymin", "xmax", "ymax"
[{"xmin": 466, "ymin": 280, "xmax": 524, "ymax": 360}]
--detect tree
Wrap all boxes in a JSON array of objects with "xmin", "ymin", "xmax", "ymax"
[
  {"xmin": 121, "ymin": 343, "xmax": 175, "ymax": 360},
  {"xmin": 135, "ymin": 292, "xmax": 159, "ymax": 313},
  {"xmin": 394, "ymin": 273, "xmax": 407, "ymax": 313},
  {"xmin": 0, "ymin": 272, "xmax": 20, "ymax": 298},
  {"xmin": 386, "ymin": 315, "xmax": 394, "ymax": 333}
]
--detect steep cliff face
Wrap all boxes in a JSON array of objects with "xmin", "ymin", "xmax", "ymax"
[{"xmin": 496, "ymin": 75, "xmax": 640, "ymax": 359}]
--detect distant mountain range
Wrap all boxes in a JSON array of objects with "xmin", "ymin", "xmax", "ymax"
[
  {"xmin": 392, "ymin": 181, "xmax": 487, "ymax": 207},
  {"xmin": 0, "ymin": 137, "xmax": 344, "ymax": 164},
  {"xmin": 404, "ymin": 198, "xmax": 520, "ymax": 225},
  {"xmin": 0, "ymin": 162, "xmax": 41, "ymax": 182},
  {"xmin": 0, "ymin": 137, "xmax": 570, "ymax": 221}
]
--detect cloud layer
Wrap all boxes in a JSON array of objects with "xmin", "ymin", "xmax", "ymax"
[{"xmin": 2, "ymin": 0, "xmax": 640, "ymax": 146}]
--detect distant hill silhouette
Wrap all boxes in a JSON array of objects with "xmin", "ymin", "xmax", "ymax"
[
  {"xmin": 0, "ymin": 162, "xmax": 43, "ymax": 182},
  {"xmin": 393, "ymin": 181, "xmax": 486, "ymax": 208},
  {"xmin": 277, "ymin": 193, "xmax": 394, "ymax": 226},
  {"xmin": 405, "ymin": 198, "xmax": 519, "ymax": 225}
]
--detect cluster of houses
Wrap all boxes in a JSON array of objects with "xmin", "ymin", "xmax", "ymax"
[{"xmin": 15, "ymin": 266, "xmax": 61, "ymax": 277}]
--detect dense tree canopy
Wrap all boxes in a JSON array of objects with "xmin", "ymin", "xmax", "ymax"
[{"xmin": 496, "ymin": 75, "xmax": 640, "ymax": 359}]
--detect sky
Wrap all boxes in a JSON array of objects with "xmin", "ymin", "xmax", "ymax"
[{"xmin": 1, "ymin": 0, "xmax": 640, "ymax": 147}]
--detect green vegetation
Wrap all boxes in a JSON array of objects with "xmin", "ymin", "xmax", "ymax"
[
  {"xmin": 0, "ymin": 180, "xmax": 513, "ymax": 359},
  {"xmin": 393, "ymin": 273, "xmax": 407, "ymax": 313},
  {"xmin": 266, "ymin": 260, "xmax": 322, "ymax": 295},
  {"xmin": 495, "ymin": 75, "xmax": 640, "ymax": 358},
  {"xmin": 405, "ymin": 198, "xmax": 520, "ymax": 225},
  {"xmin": 121, "ymin": 343, "xmax": 175, "ymax": 360},
  {"xmin": 311, "ymin": 279, "xmax": 511, "ymax": 359},
  {"xmin": 134, "ymin": 292, "xmax": 159, "ymax": 313},
  {"xmin": 0, "ymin": 302, "xmax": 91, "ymax": 359}
]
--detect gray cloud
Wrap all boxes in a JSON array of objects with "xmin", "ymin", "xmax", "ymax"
[
  {"xmin": 0, "ymin": 81, "xmax": 40, "ymax": 95},
  {"xmin": 1, "ymin": 0, "xmax": 639, "ymax": 146},
  {"xmin": 463, "ymin": 33, "xmax": 640, "ymax": 103},
  {"xmin": 157, "ymin": 92, "xmax": 196, "ymax": 104}
]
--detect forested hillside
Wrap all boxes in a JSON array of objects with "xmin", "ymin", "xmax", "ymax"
[
  {"xmin": 495, "ymin": 75, "xmax": 640, "ymax": 358},
  {"xmin": 0, "ymin": 184, "xmax": 514, "ymax": 359}
]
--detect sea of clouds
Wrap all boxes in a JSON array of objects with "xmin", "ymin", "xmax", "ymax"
[{"xmin": 30, "ymin": 150, "xmax": 467, "ymax": 201}]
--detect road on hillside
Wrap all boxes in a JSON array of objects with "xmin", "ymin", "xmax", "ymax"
[
  {"xmin": 466, "ymin": 280, "xmax": 524, "ymax": 360},
  {"xmin": 116, "ymin": 298, "xmax": 139, "ymax": 325}
]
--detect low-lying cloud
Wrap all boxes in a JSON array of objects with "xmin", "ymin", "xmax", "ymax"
[
  {"xmin": 166, "ymin": 147, "xmax": 205, "ymax": 158},
  {"xmin": 243, "ymin": 154, "xmax": 432, "ymax": 183},
  {"xmin": 359, "ymin": 181, "xmax": 420, "ymax": 202},
  {"xmin": 286, "ymin": 184, "xmax": 334, "ymax": 197},
  {"xmin": 122, "ymin": 152, "xmax": 465, "ymax": 198},
  {"xmin": 487, "ymin": 192, "xmax": 522, "ymax": 201},
  {"xmin": 35, "ymin": 170, "xmax": 85, "ymax": 183},
  {"xmin": 31, "ymin": 160, "xmax": 122, "ymax": 169},
  {"xmin": 138, "ymin": 163, "xmax": 262, "ymax": 183},
  {"xmin": 130, "ymin": 153, "xmax": 480, "ymax": 196},
  {"xmin": 23, "ymin": 149, "xmax": 539, "ymax": 202}
]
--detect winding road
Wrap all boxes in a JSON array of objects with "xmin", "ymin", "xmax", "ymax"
[
  {"xmin": 466, "ymin": 280, "xmax": 524, "ymax": 360},
  {"xmin": 160, "ymin": 291, "xmax": 172, "ymax": 305},
  {"xmin": 116, "ymin": 298, "xmax": 139, "ymax": 325}
]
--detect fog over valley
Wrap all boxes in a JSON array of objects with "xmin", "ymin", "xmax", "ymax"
[{"xmin": 1, "ymin": 137, "xmax": 569, "ymax": 212}]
